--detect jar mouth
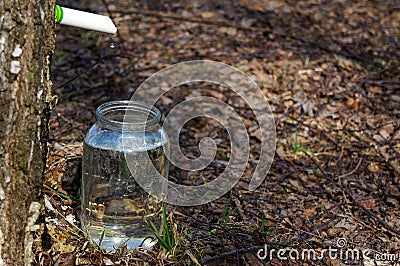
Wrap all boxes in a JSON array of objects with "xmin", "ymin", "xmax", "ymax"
[{"xmin": 96, "ymin": 100, "xmax": 161, "ymax": 131}]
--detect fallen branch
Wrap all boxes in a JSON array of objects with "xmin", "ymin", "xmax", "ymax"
[
  {"xmin": 200, "ymin": 246, "xmax": 264, "ymax": 265},
  {"xmin": 110, "ymin": 6, "xmax": 375, "ymax": 63},
  {"xmin": 340, "ymin": 178, "xmax": 400, "ymax": 236},
  {"xmin": 294, "ymin": 217, "xmax": 341, "ymax": 242},
  {"xmin": 111, "ymin": 7, "xmax": 267, "ymax": 32},
  {"xmin": 54, "ymin": 54, "xmax": 131, "ymax": 90},
  {"xmin": 309, "ymin": 156, "xmax": 400, "ymax": 237},
  {"xmin": 352, "ymin": 130, "xmax": 400, "ymax": 177},
  {"xmin": 338, "ymin": 156, "xmax": 363, "ymax": 179},
  {"xmin": 349, "ymin": 182, "xmax": 400, "ymax": 202}
]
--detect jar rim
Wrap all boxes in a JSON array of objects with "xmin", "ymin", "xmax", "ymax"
[{"xmin": 96, "ymin": 100, "xmax": 161, "ymax": 131}]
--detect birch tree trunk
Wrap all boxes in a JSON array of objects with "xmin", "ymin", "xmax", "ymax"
[{"xmin": 0, "ymin": 0, "xmax": 55, "ymax": 265}]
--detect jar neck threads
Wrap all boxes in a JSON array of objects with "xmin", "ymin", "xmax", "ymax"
[{"xmin": 95, "ymin": 101, "xmax": 161, "ymax": 132}]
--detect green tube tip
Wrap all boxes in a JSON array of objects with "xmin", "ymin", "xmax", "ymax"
[{"xmin": 55, "ymin": 5, "xmax": 63, "ymax": 24}]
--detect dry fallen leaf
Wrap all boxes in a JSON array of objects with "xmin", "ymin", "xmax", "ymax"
[
  {"xmin": 334, "ymin": 217, "xmax": 358, "ymax": 231},
  {"xmin": 303, "ymin": 209, "xmax": 317, "ymax": 217}
]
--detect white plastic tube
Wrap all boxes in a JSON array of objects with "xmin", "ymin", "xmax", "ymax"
[{"xmin": 56, "ymin": 6, "xmax": 117, "ymax": 34}]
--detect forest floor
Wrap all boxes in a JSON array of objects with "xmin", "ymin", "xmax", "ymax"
[{"xmin": 36, "ymin": 0, "xmax": 399, "ymax": 265}]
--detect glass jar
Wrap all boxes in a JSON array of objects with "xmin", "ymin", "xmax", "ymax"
[{"xmin": 81, "ymin": 100, "xmax": 169, "ymax": 252}]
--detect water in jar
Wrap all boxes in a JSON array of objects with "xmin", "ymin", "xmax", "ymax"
[{"xmin": 81, "ymin": 138, "xmax": 168, "ymax": 252}]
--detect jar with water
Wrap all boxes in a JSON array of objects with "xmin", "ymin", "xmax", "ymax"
[{"xmin": 81, "ymin": 100, "xmax": 169, "ymax": 252}]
